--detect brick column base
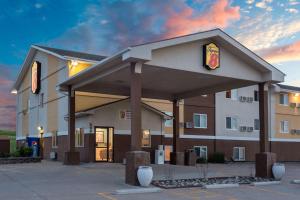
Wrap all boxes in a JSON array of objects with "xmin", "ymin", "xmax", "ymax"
[
  {"xmin": 63, "ymin": 151, "xmax": 80, "ymax": 165},
  {"xmin": 125, "ymin": 151, "xmax": 150, "ymax": 185},
  {"xmin": 170, "ymin": 152, "xmax": 185, "ymax": 165},
  {"xmin": 255, "ymin": 152, "xmax": 276, "ymax": 178}
]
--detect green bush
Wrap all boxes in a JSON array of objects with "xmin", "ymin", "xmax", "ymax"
[
  {"xmin": 208, "ymin": 152, "xmax": 225, "ymax": 163},
  {"xmin": 16, "ymin": 146, "xmax": 33, "ymax": 157},
  {"xmin": 0, "ymin": 152, "xmax": 10, "ymax": 158},
  {"xmin": 196, "ymin": 157, "xmax": 207, "ymax": 164}
]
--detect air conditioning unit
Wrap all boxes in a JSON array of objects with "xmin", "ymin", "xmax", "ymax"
[
  {"xmin": 291, "ymin": 129, "xmax": 300, "ymax": 134},
  {"xmin": 247, "ymin": 97, "xmax": 254, "ymax": 103},
  {"xmin": 185, "ymin": 122, "xmax": 193, "ymax": 129},
  {"xmin": 239, "ymin": 96, "xmax": 247, "ymax": 102},
  {"xmin": 247, "ymin": 127, "xmax": 254, "ymax": 132},
  {"xmin": 50, "ymin": 152, "xmax": 57, "ymax": 160},
  {"xmin": 240, "ymin": 126, "xmax": 247, "ymax": 132},
  {"xmin": 233, "ymin": 147, "xmax": 245, "ymax": 161}
]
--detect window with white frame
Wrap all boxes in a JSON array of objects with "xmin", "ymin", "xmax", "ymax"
[
  {"xmin": 254, "ymin": 91, "xmax": 259, "ymax": 102},
  {"xmin": 279, "ymin": 93, "xmax": 289, "ymax": 105},
  {"xmin": 233, "ymin": 147, "xmax": 245, "ymax": 161},
  {"xmin": 194, "ymin": 146, "xmax": 208, "ymax": 160},
  {"xmin": 193, "ymin": 114, "xmax": 207, "ymax": 129},
  {"xmin": 164, "ymin": 112, "xmax": 173, "ymax": 127},
  {"xmin": 52, "ymin": 131, "xmax": 58, "ymax": 148},
  {"xmin": 226, "ymin": 89, "xmax": 238, "ymax": 100},
  {"xmin": 226, "ymin": 117, "xmax": 238, "ymax": 130},
  {"xmin": 75, "ymin": 128, "xmax": 84, "ymax": 147},
  {"xmin": 142, "ymin": 130, "xmax": 151, "ymax": 147},
  {"xmin": 254, "ymin": 119, "xmax": 260, "ymax": 131},
  {"xmin": 280, "ymin": 120, "xmax": 289, "ymax": 133}
]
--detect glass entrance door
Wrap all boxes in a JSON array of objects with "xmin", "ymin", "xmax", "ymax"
[{"xmin": 95, "ymin": 127, "xmax": 113, "ymax": 162}]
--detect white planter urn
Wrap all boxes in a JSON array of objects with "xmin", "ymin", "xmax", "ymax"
[
  {"xmin": 137, "ymin": 166, "xmax": 153, "ymax": 187},
  {"xmin": 272, "ymin": 163, "xmax": 285, "ymax": 180}
]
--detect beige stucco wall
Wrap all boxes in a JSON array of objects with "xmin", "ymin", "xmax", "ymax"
[{"xmin": 275, "ymin": 93, "xmax": 300, "ymax": 138}]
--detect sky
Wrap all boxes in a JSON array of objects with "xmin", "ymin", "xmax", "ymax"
[{"xmin": 0, "ymin": 0, "xmax": 299, "ymax": 131}]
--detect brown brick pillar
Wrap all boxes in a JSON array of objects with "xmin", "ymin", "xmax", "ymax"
[
  {"xmin": 256, "ymin": 82, "xmax": 276, "ymax": 178},
  {"xmin": 64, "ymin": 86, "xmax": 80, "ymax": 165},
  {"xmin": 170, "ymin": 99, "xmax": 184, "ymax": 165},
  {"xmin": 125, "ymin": 62, "xmax": 150, "ymax": 185}
]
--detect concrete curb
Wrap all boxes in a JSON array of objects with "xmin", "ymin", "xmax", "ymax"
[
  {"xmin": 114, "ymin": 187, "xmax": 162, "ymax": 195},
  {"xmin": 204, "ymin": 183, "xmax": 239, "ymax": 189},
  {"xmin": 251, "ymin": 181, "xmax": 281, "ymax": 186},
  {"xmin": 291, "ymin": 180, "xmax": 300, "ymax": 184}
]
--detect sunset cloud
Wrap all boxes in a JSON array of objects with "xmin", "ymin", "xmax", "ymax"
[
  {"xmin": 164, "ymin": 0, "xmax": 240, "ymax": 37},
  {"xmin": 259, "ymin": 40, "xmax": 300, "ymax": 63}
]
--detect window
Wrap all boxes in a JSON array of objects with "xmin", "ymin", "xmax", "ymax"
[
  {"xmin": 233, "ymin": 147, "xmax": 245, "ymax": 161},
  {"xmin": 193, "ymin": 114, "xmax": 207, "ymax": 129},
  {"xmin": 254, "ymin": 91, "xmax": 259, "ymax": 102},
  {"xmin": 39, "ymin": 93, "xmax": 44, "ymax": 107},
  {"xmin": 164, "ymin": 112, "xmax": 173, "ymax": 127},
  {"xmin": 280, "ymin": 121, "xmax": 289, "ymax": 133},
  {"xmin": 254, "ymin": 119, "xmax": 260, "ymax": 130},
  {"xmin": 194, "ymin": 146, "xmax": 208, "ymax": 160},
  {"xmin": 164, "ymin": 145, "xmax": 172, "ymax": 161},
  {"xmin": 279, "ymin": 93, "xmax": 289, "ymax": 105},
  {"xmin": 27, "ymin": 99, "xmax": 31, "ymax": 114},
  {"xmin": 52, "ymin": 131, "xmax": 58, "ymax": 148},
  {"xmin": 75, "ymin": 128, "xmax": 84, "ymax": 147},
  {"xmin": 142, "ymin": 130, "xmax": 151, "ymax": 147},
  {"xmin": 226, "ymin": 89, "xmax": 238, "ymax": 100},
  {"xmin": 226, "ymin": 117, "xmax": 238, "ymax": 130}
]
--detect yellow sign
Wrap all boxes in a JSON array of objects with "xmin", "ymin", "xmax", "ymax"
[{"xmin": 203, "ymin": 43, "xmax": 220, "ymax": 70}]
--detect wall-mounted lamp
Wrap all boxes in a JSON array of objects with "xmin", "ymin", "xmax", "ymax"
[
  {"xmin": 294, "ymin": 93, "xmax": 300, "ymax": 97},
  {"xmin": 71, "ymin": 60, "xmax": 78, "ymax": 67},
  {"xmin": 37, "ymin": 126, "xmax": 43, "ymax": 133},
  {"xmin": 11, "ymin": 89, "xmax": 17, "ymax": 94}
]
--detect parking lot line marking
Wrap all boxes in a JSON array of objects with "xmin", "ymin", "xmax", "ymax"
[{"xmin": 97, "ymin": 192, "xmax": 117, "ymax": 200}]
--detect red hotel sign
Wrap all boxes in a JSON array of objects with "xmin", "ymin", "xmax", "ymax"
[
  {"xmin": 31, "ymin": 61, "xmax": 41, "ymax": 94},
  {"xmin": 203, "ymin": 43, "xmax": 220, "ymax": 70}
]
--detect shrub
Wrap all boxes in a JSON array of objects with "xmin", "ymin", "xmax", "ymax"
[
  {"xmin": 208, "ymin": 152, "xmax": 225, "ymax": 163},
  {"xmin": 17, "ymin": 146, "xmax": 33, "ymax": 157},
  {"xmin": 196, "ymin": 157, "xmax": 207, "ymax": 164},
  {"xmin": 0, "ymin": 152, "xmax": 10, "ymax": 158}
]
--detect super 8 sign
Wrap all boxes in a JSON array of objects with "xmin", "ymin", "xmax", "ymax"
[
  {"xmin": 203, "ymin": 43, "xmax": 220, "ymax": 70},
  {"xmin": 31, "ymin": 61, "xmax": 41, "ymax": 94}
]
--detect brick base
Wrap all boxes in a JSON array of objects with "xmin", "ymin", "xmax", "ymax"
[
  {"xmin": 170, "ymin": 152, "xmax": 185, "ymax": 165},
  {"xmin": 255, "ymin": 152, "xmax": 276, "ymax": 178},
  {"xmin": 125, "ymin": 151, "xmax": 150, "ymax": 186},
  {"xmin": 63, "ymin": 151, "xmax": 80, "ymax": 165}
]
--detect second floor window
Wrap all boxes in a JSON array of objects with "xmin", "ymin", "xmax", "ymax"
[
  {"xmin": 226, "ymin": 117, "xmax": 238, "ymax": 130},
  {"xmin": 164, "ymin": 112, "xmax": 173, "ymax": 127},
  {"xmin": 254, "ymin": 119, "xmax": 260, "ymax": 130},
  {"xmin": 193, "ymin": 114, "xmax": 207, "ymax": 129},
  {"xmin": 279, "ymin": 93, "xmax": 289, "ymax": 105},
  {"xmin": 226, "ymin": 89, "xmax": 238, "ymax": 100},
  {"xmin": 254, "ymin": 91, "xmax": 259, "ymax": 101}
]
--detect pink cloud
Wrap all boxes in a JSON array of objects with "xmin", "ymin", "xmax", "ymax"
[
  {"xmin": 259, "ymin": 40, "xmax": 300, "ymax": 63},
  {"xmin": 164, "ymin": 0, "xmax": 240, "ymax": 37}
]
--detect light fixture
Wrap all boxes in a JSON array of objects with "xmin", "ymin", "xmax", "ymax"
[
  {"xmin": 37, "ymin": 126, "xmax": 43, "ymax": 132},
  {"xmin": 294, "ymin": 93, "xmax": 300, "ymax": 97},
  {"xmin": 11, "ymin": 89, "xmax": 17, "ymax": 94},
  {"xmin": 71, "ymin": 60, "xmax": 78, "ymax": 67}
]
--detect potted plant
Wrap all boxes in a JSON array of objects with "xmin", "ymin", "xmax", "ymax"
[
  {"xmin": 272, "ymin": 163, "xmax": 285, "ymax": 180},
  {"xmin": 137, "ymin": 166, "xmax": 153, "ymax": 187}
]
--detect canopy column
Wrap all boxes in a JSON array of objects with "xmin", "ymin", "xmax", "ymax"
[
  {"xmin": 255, "ymin": 82, "xmax": 276, "ymax": 178},
  {"xmin": 125, "ymin": 62, "xmax": 150, "ymax": 185},
  {"xmin": 170, "ymin": 99, "xmax": 184, "ymax": 165},
  {"xmin": 63, "ymin": 86, "xmax": 80, "ymax": 165}
]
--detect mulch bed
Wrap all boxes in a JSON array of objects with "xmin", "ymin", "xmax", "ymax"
[
  {"xmin": 152, "ymin": 176, "xmax": 275, "ymax": 189},
  {"xmin": 0, "ymin": 157, "xmax": 41, "ymax": 164}
]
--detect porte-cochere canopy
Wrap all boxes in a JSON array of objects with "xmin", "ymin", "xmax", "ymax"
[{"xmin": 59, "ymin": 29, "xmax": 284, "ymax": 100}]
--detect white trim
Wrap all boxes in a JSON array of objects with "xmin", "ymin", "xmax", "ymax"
[
  {"xmin": 16, "ymin": 136, "xmax": 26, "ymax": 140},
  {"xmin": 180, "ymin": 134, "xmax": 215, "ymax": 140},
  {"xmin": 270, "ymin": 138, "xmax": 300, "ymax": 142},
  {"xmin": 113, "ymin": 129, "xmax": 163, "ymax": 135}
]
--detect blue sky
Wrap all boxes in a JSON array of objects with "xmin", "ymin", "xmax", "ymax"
[{"xmin": 0, "ymin": 0, "xmax": 300, "ymax": 130}]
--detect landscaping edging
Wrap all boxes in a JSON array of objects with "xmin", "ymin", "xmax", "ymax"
[{"xmin": 0, "ymin": 157, "xmax": 41, "ymax": 164}]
